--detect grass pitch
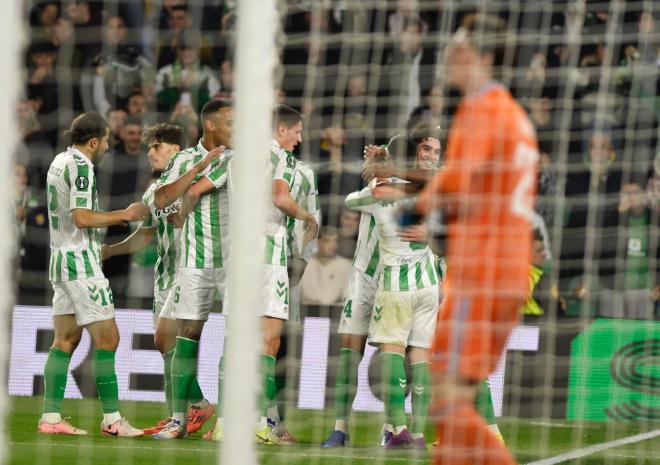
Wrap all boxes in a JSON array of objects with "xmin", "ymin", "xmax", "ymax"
[{"xmin": 8, "ymin": 397, "xmax": 659, "ymax": 465}]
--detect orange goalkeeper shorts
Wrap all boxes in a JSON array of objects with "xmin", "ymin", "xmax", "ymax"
[{"xmin": 432, "ymin": 287, "xmax": 524, "ymax": 382}]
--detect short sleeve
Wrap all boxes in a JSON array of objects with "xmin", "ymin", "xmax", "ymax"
[
  {"xmin": 271, "ymin": 149, "xmax": 296, "ymax": 187},
  {"xmin": 205, "ymin": 156, "xmax": 232, "ymax": 189},
  {"xmin": 68, "ymin": 159, "xmax": 94, "ymax": 211}
]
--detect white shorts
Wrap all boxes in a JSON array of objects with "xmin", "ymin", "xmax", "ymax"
[
  {"xmin": 338, "ymin": 268, "xmax": 379, "ymax": 336},
  {"xmin": 368, "ymin": 285, "xmax": 440, "ymax": 348},
  {"xmin": 52, "ymin": 276, "xmax": 115, "ymax": 326},
  {"xmin": 172, "ymin": 267, "xmax": 226, "ymax": 321},
  {"xmin": 153, "ymin": 288, "xmax": 177, "ymax": 327},
  {"xmin": 223, "ymin": 264, "xmax": 289, "ymax": 320}
]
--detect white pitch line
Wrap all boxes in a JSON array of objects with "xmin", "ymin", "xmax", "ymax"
[
  {"xmin": 524, "ymin": 428, "xmax": 660, "ymax": 465},
  {"xmin": 12, "ymin": 441, "xmax": 430, "ymax": 463}
]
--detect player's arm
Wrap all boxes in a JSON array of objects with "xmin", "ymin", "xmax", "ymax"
[
  {"xmin": 345, "ymin": 185, "xmax": 378, "ymax": 211},
  {"xmin": 102, "ymin": 226, "xmax": 156, "ymax": 260},
  {"xmin": 154, "ymin": 146, "xmax": 224, "ymax": 209},
  {"xmin": 272, "ymin": 179, "xmax": 318, "ymax": 242},
  {"xmin": 180, "ymin": 177, "xmax": 215, "ymax": 219},
  {"xmin": 72, "ymin": 202, "xmax": 147, "ymax": 228}
]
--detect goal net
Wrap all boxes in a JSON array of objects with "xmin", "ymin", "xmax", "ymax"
[{"xmin": 7, "ymin": 0, "xmax": 659, "ymax": 464}]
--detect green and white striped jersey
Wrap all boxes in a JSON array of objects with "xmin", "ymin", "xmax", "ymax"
[
  {"xmin": 141, "ymin": 182, "xmax": 181, "ymax": 291},
  {"xmin": 351, "ymin": 213, "xmax": 381, "ymax": 279},
  {"xmin": 47, "ymin": 147, "xmax": 103, "ymax": 283},
  {"xmin": 286, "ymin": 160, "xmax": 320, "ymax": 262},
  {"xmin": 345, "ymin": 182, "xmax": 438, "ymax": 292},
  {"xmin": 156, "ymin": 140, "xmax": 233, "ymax": 269},
  {"xmin": 265, "ymin": 140, "xmax": 297, "ymax": 267}
]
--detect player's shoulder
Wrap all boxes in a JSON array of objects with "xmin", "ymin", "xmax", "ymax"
[{"xmin": 294, "ymin": 159, "xmax": 314, "ymax": 177}]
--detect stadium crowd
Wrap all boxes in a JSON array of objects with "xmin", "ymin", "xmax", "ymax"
[{"xmin": 16, "ymin": 0, "xmax": 659, "ymax": 320}]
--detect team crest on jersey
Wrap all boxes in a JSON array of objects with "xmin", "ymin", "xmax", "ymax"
[
  {"xmin": 163, "ymin": 158, "xmax": 175, "ymax": 174},
  {"xmin": 286, "ymin": 154, "xmax": 296, "ymax": 168},
  {"xmin": 75, "ymin": 176, "xmax": 89, "ymax": 190}
]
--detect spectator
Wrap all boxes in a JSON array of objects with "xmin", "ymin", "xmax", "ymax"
[
  {"xmin": 169, "ymin": 102, "xmax": 200, "ymax": 144},
  {"xmin": 51, "ymin": 13, "xmax": 85, "ymax": 113},
  {"xmin": 106, "ymin": 107, "xmax": 128, "ymax": 150},
  {"xmin": 300, "ymin": 227, "xmax": 352, "ymax": 306},
  {"xmin": 385, "ymin": 7, "xmax": 426, "ymax": 130},
  {"xmin": 316, "ymin": 126, "xmax": 362, "ymax": 220},
  {"xmin": 26, "ymin": 41, "xmax": 59, "ymax": 146},
  {"xmin": 17, "ymin": 99, "xmax": 52, "ymax": 195},
  {"xmin": 336, "ymin": 207, "xmax": 359, "ymax": 260},
  {"xmin": 155, "ymin": 29, "xmax": 220, "ymax": 114},
  {"xmin": 562, "ymin": 129, "xmax": 623, "ymax": 309},
  {"xmin": 29, "ymin": 2, "xmax": 60, "ymax": 43},
  {"xmin": 97, "ymin": 116, "xmax": 151, "ymax": 297},
  {"xmin": 599, "ymin": 182, "xmax": 659, "ymax": 319},
  {"xmin": 83, "ymin": 15, "xmax": 155, "ymax": 116},
  {"xmin": 407, "ymin": 82, "xmax": 444, "ymax": 131},
  {"xmin": 157, "ymin": 3, "xmax": 195, "ymax": 67},
  {"xmin": 65, "ymin": 1, "xmax": 104, "ymax": 63}
]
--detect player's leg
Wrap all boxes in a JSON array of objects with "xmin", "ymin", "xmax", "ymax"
[
  {"xmin": 154, "ymin": 268, "xmax": 214, "ymax": 439},
  {"xmin": 255, "ymin": 263, "xmax": 290, "ymax": 444},
  {"xmin": 322, "ymin": 269, "xmax": 376, "ymax": 447},
  {"xmin": 407, "ymin": 285, "xmax": 440, "ymax": 449},
  {"xmin": 142, "ymin": 290, "xmax": 179, "ymax": 434},
  {"xmin": 85, "ymin": 317, "xmax": 144, "ymax": 437},
  {"xmin": 39, "ymin": 296, "xmax": 87, "ymax": 435},
  {"xmin": 474, "ymin": 378, "xmax": 503, "ymax": 442},
  {"xmin": 369, "ymin": 289, "xmax": 413, "ymax": 448},
  {"xmin": 431, "ymin": 294, "xmax": 521, "ymax": 465},
  {"xmin": 260, "ymin": 315, "xmax": 284, "ymax": 420},
  {"xmin": 62, "ymin": 276, "xmax": 142, "ymax": 437}
]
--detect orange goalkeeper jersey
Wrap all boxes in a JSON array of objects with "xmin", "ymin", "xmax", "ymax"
[{"xmin": 418, "ymin": 84, "xmax": 538, "ymax": 293}]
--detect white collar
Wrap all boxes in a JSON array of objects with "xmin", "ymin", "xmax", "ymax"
[{"xmin": 67, "ymin": 146, "xmax": 93, "ymax": 166}]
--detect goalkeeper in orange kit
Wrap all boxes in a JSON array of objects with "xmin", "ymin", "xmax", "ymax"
[{"xmin": 415, "ymin": 13, "xmax": 539, "ymax": 465}]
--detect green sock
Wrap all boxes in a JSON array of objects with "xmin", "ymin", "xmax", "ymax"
[
  {"xmin": 171, "ymin": 337, "xmax": 199, "ymax": 414},
  {"xmin": 93, "ymin": 349, "xmax": 120, "ymax": 414},
  {"xmin": 274, "ymin": 369, "xmax": 286, "ymax": 422},
  {"xmin": 410, "ymin": 361, "xmax": 431, "ymax": 435},
  {"xmin": 42, "ymin": 348, "xmax": 71, "ymax": 414},
  {"xmin": 260, "ymin": 355, "xmax": 276, "ymax": 417},
  {"xmin": 162, "ymin": 350, "xmax": 174, "ymax": 417},
  {"xmin": 334, "ymin": 348, "xmax": 362, "ymax": 422},
  {"xmin": 217, "ymin": 356, "xmax": 225, "ymax": 417},
  {"xmin": 475, "ymin": 378, "xmax": 497, "ymax": 425},
  {"xmin": 188, "ymin": 376, "xmax": 204, "ymax": 405},
  {"xmin": 381, "ymin": 352, "xmax": 407, "ymax": 427}
]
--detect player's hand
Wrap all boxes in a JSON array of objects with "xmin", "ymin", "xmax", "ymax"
[
  {"xmin": 167, "ymin": 211, "xmax": 185, "ymax": 228},
  {"xmin": 101, "ymin": 244, "xmax": 111, "ymax": 260},
  {"xmin": 574, "ymin": 283, "xmax": 589, "ymax": 300},
  {"xmin": 303, "ymin": 215, "xmax": 319, "ymax": 243},
  {"xmin": 373, "ymin": 184, "xmax": 407, "ymax": 201},
  {"xmin": 198, "ymin": 146, "xmax": 224, "ymax": 171},
  {"xmin": 651, "ymin": 285, "xmax": 660, "ymax": 301},
  {"xmin": 288, "ymin": 257, "xmax": 308, "ymax": 287},
  {"xmin": 398, "ymin": 223, "xmax": 428, "ymax": 243},
  {"xmin": 123, "ymin": 202, "xmax": 149, "ymax": 222}
]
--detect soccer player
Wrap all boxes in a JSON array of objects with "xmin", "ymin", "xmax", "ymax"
[
  {"xmin": 270, "ymin": 156, "xmax": 321, "ymax": 442},
  {"xmin": 343, "ymin": 159, "xmax": 440, "ymax": 450},
  {"xmin": 148, "ymin": 100, "xmax": 230, "ymax": 439},
  {"xmin": 185, "ymin": 104, "xmax": 318, "ymax": 443},
  {"xmin": 39, "ymin": 112, "xmax": 146, "ymax": 436},
  {"xmin": 100, "ymin": 123, "xmax": 215, "ymax": 435},
  {"xmin": 322, "ymin": 125, "xmax": 442, "ymax": 449},
  {"xmin": 255, "ymin": 104, "xmax": 318, "ymax": 443},
  {"xmin": 416, "ymin": 14, "xmax": 538, "ymax": 465}
]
